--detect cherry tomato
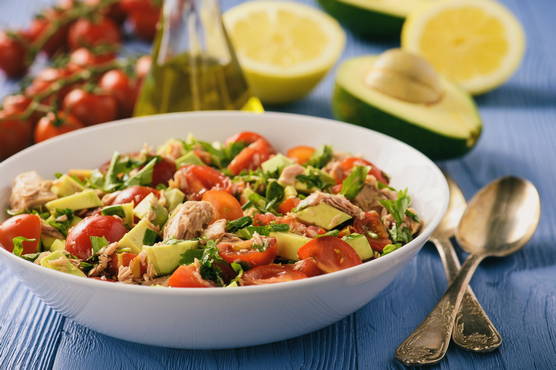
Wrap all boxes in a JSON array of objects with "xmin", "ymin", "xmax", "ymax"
[
  {"xmin": 240, "ymin": 264, "xmax": 307, "ymax": 286},
  {"xmin": 168, "ymin": 264, "xmax": 214, "ymax": 288},
  {"xmin": 218, "ymin": 238, "xmax": 277, "ymax": 267},
  {"xmin": 0, "ymin": 112, "xmax": 33, "ymax": 160},
  {"xmin": 278, "ymin": 197, "xmax": 300, "ymax": 214},
  {"xmin": 135, "ymin": 55, "xmax": 151, "ymax": 80},
  {"xmin": 228, "ymin": 138, "xmax": 273, "ymax": 175},
  {"xmin": 287, "ymin": 145, "xmax": 316, "ymax": 165},
  {"xmin": 99, "ymin": 69, "xmax": 138, "ymax": 117},
  {"xmin": 202, "ymin": 190, "xmax": 243, "ymax": 221},
  {"xmin": 3, "ymin": 94, "xmax": 31, "ymax": 116},
  {"xmin": 121, "ymin": 0, "xmax": 159, "ymax": 14},
  {"xmin": 0, "ymin": 31, "xmax": 29, "ymax": 78},
  {"xmin": 111, "ymin": 186, "xmax": 159, "ymax": 206},
  {"xmin": 0, "ymin": 214, "xmax": 41, "ymax": 254},
  {"xmin": 85, "ymin": 0, "xmax": 127, "ymax": 24},
  {"xmin": 353, "ymin": 211, "xmax": 391, "ymax": 252},
  {"xmin": 225, "ymin": 131, "xmax": 266, "ymax": 146},
  {"xmin": 68, "ymin": 17, "xmax": 121, "ymax": 50},
  {"xmin": 34, "ymin": 112, "xmax": 84, "ymax": 143},
  {"xmin": 152, "ymin": 157, "xmax": 176, "ymax": 187},
  {"xmin": 297, "ymin": 236, "xmax": 362, "ymax": 273},
  {"xmin": 25, "ymin": 67, "xmax": 74, "ymax": 104},
  {"xmin": 25, "ymin": 8, "xmax": 69, "ymax": 57},
  {"xmin": 174, "ymin": 165, "xmax": 231, "ymax": 197},
  {"xmin": 108, "ymin": 252, "xmax": 138, "ymax": 274},
  {"xmin": 292, "ymin": 257, "xmax": 322, "ymax": 277},
  {"xmin": 63, "ymin": 87, "xmax": 118, "ymax": 126},
  {"xmin": 339, "ymin": 157, "xmax": 389, "ymax": 184},
  {"xmin": 67, "ymin": 47, "xmax": 116, "ymax": 71},
  {"xmin": 66, "ymin": 215, "xmax": 128, "ymax": 260}
]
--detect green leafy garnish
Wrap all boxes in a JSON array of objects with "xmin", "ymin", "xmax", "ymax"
[
  {"xmin": 101, "ymin": 205, "xmax": 125, "ymax": 218},
  {"xmin": 317, "ymin": 230, "xmax": 340, "ymax": 237},
  {"xmin": 124, "ymin": 157, "xmax": 157, "ymax": 187},
  {"xmin": 21, "ymin": 253, "xmax": 41, "ymax": 262},
  {"xmin": 380, "ymin": 189, "xmax": 411, "ymax": 224},
  {"xmin": 179, "ymin": 248, "xmax": 204, "ymax": 265},
  {"xmin": 104, "ymin": 152, "xmax": 123, "ymax": 191},
  {"xmin": 389, "ymin": 224, "xmax": 412, "ymax": 244},
  {"xmin": 90, "ymin": 236, "xmax": 109, "ymax": 254},
  {"xmin": 143, "ymin": 229, "xmax": 158, "ymax": 246},
  {"xmin": 306, "ymin": 145, "xmax": 333, "ymax": 169},
  {"xmin": 340, "ymin": 165, "xmax": 369, "ymax": 200},
  {"xmin": 226, "ymin": 216, "xmax": 253, "ymax": 233},
  {"xmin": 235, "ymin": 223, "xmax": 290, "ymax": 239},
  {"xmin": 264, "ymin": 181, "xmax": 285, "ymax": 211},
  {"xmin": 227, "ymin": 262, "xmax": 245, "ymax": 287},
  {"xmin": 47, "ymin": 208, "xmax": 75, "ymax": 236},
  {"xmin": 295, "ymin": 167, "xmax": 334, "ymax": 191},
  {"xmin": 377, "ymin": 181, "xmax": 395, "ymax": 191},
  {"xmin": 382, "ymin": 243, "xmax": 402, "ymax": 256},
  {"xmin": 12, "ymin": 236, "xmax": 35, "ymax": 257},
  {"xmin": 342, "ymin": 233, "xmax": 362, "ymax": 241}
]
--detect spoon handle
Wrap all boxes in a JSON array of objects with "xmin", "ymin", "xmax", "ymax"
[
  {"xmin": 432, "ymin": 238, "xmax": 502, "ymax": 352},
  {"xmin": 395, "ymin": 254, "xmax": 484, "ymax": 366}
]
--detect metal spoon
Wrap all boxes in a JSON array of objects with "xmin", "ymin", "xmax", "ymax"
[
  {"xmin": 396, "ymin": 176, "xmax": 540, "ymax": 366},
  {"xmin": 431, "ymin": 174, "xmax": 502, "ymax": 352}
]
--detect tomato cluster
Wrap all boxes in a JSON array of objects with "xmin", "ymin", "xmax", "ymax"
[{"xmin": 0, "ymin": 0, "xmax": 161, "ymax": 160}]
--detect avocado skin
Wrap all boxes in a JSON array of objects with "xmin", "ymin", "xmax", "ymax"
[
  {"xmin": 332, "ymin": 84, "xmax": 481, "ymax": 160},
  {"xmin": 317, "ymin": 0, "xmax": 403, "ymax": 38}
]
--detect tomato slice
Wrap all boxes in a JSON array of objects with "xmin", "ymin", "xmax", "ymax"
[
  {"xmin": 175, "ymin": 165, "xmax": 231, "ymax": 197},
  {"xmin": 152, "ymin": 157, "xmax": 176, "ymax": 186},
  {"xmin": 353, "ymin": 211, "xmax": 391, "ymax": 252},
  {"xmin": 111, "ymin": 185, "xmax": 159, "ymax": 206},
  {"xmin": 202, "ymin": 190, "xmax": 243, "ymax": 221},
  {"xmin": 293, "ymin": 257, "xmax": 322, "ymax": 277},
  {"xmin": 278, "ymin": 197, "xmax": 300, "ymax": 214},
  {"xmin": 109, "ymin": 252, "xmax": 138, "ymax": 274},
  {"xmin": 218, "ymin": 238, "xmax": 277, "ymax": 267},
  {"xmin": 0, "ymin": 214, "xmax": 41, "ymax": 254},
  {"xmin": 286, "ymin": 145, "xmax": 316, "ymax": 165},
  {"xmin": 240, "ymin": 264, "xmax": 308, "ymax": 286},
  {"xmin": 168, "ymin": 264, "xmax": 214, "ymax": 288},
  {"xmin": 339, "ymin": 157, "xmax": 389, "ymax": 184},
  {"xmin": 225, "ymin": 131, "xmax": 267, "ymax": 145},
  {"xmin": 297, "ymin": 236, "xmax": 362, "ymax": 273},
  {"xmin": 66, "ymin": 215, "xmax": 128, "ymax": 260},
  {"xmin": 228, "ymin": 138, "xmax": 273, "ymax": 175}
]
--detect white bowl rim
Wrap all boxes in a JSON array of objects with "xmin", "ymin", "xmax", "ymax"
[{"xmin": 0, "ymin": 111, "xmax": 448, "ymax": 296}]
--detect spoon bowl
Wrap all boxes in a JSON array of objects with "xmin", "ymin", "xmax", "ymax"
[{"xmin": 456, "ymin": 176, "xmax": 541, "ymax": 257}]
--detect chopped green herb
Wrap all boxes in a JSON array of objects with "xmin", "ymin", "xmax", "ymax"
[
  {"xmin": 179, "ymin": 248, "xmax": 204, "ymax": 265},
  {"xmin": 54, "ymin": 172, "xmax": 63, "ymax": 179},
  {"xmin": 90, "ymin": 236, "xmax": 109, "ymax": 254},
  {"xmin": 226, "ymin": 216, "xmax": 253, "ymax": 233},
  {"xmin": 47, "ymin": 208, "xmax": 75, "ymax": 236},
  {"xmin": 143, "ymin": 228, "xmax": 158, "ymax": 246},
  {"xmin": 341, "ymin": 165, "xmax": 369, "ymax": 200},
  {"xmin": 377, "ymin": 181, "xmax": 396, "ymax": 191},
  {"xmin": 21, "ymin": 253, "xmax": 41, "ymax": 262},
  {"xmin": 388, "ymin": 224, "xmax": 412, "ymax": 244},
  {"xmin": 306, "ymin": 145, "xmax": 333, "ymax": 169},
  {"xmin": 406, "ymin": 210, "xmax": 420, "ymax": 223},
  {"xmin": 101, "ymin": 205, "xmax": 125, "ymax": 218},
  {"xmin": 104, "ymin": 151, "xmax": 122, "ymax": 191},
  {"xmin": 317, "ymin": 230, "xmax": 340, "ymax": 237},
  {"xmin": 124, "ymin": 157, "xmax": 157, "ymax": 187},
  {"xmin": 382, "ymin": 243, "xmax": 402, "ymax": 255},
  {"xmin": 12, "ymin": 236, "xmax": 35, "ymax": 257},
  {"xmin": 227, "ymin": 262, "xmax": 245, "ymax": 287},
  {"xmin": 235, "ymin": 223, "xmax": 290, "ymax": 239},
  {"xmin": 380, "ymin": 189, "xmax": 411, "ymax": 224},
  {"xmin": 264, "ymin": 181, "xmax": 285, "ymax": 211},
  {"xmin": 343, "ymin": 233, "xmax": 363, "ymax": 241},
  {"xmin": 295, "ymin": 168, "xmax": 334, "ymax": 191}
]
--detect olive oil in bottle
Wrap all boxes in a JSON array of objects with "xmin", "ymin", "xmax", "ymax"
[{"xmin": 134, "ymin": 0, "xmax": 262, "ymax": 116}]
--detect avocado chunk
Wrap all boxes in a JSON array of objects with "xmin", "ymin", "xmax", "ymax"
[
  {"xmin": 163, "ymin": 188, "xmax": 185, "ymax": 212},
  {"xmin": 51, "ymin": 175, "xmax": 85, "ymax": 197},
  {"xmin": 41, "ymin": 235, "xmax": 58, "ymax": 250},
  {"xmin": 40, "ymin": 250, "xmax": 86, "ymax": 277},
  {"xmin": 261, "ymin": 154, "xmax": 294, "ymax": 174},
  {"xmin": 270, "ymin": 232, "xmax": 311, "ymax": 261},
  {"xmin": 144, "ymin": 240, "xmax": 198, "ymax": 276},
  {"xmin": 241, "ymin": 187, "xmax": 266, "ymax": 209},
  {"xmin": 46, "ymin": 189, "xmax": 102, "ymax": 211},
  {"xmin": 101, "ymin": 203, "xmax": 134, "ymax": 226},
  {"xmin": 49, "ymin": 239, "xmax": 66, "ymax": 252},
  {"xmin": 295, "ymin": 203, "xmax": 351, "ymax": 230},
  {"xmin": 294, "ymin": 167, "xmax": 335, "ymax": 193},
  {"xmin": 332, "ymin": 55, "xmax": 482, "ymax": 160},
  {"xmin": 175, "ymin": 151, "xmax": 204, "ymax": 167},
  {"xmin": 118, "ymin": 218, "xmax": 158, "ymax": 254},
  {"xmin": 343, "ymin": 233, "xmax": 373, "ymax": 260},
  {"xmin": 134, "ymin": 193, "xmax": 169, "ymax": 226}
]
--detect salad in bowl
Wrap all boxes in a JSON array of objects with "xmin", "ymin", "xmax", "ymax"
[{"xmin": 1, "ymin": 131, "xmax": 422, "ymax": 288}]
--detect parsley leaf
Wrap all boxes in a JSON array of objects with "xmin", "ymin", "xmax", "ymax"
[
  {"xmin": 389, "ymin": 224, "xmax": 412, "ymax": 244},
  {"xmin": 341, "ymin": 165, "xmax": 369, "ymax": 200},
  {"xmin": 235, "ymin": 223, "xmax": 290, "ymax": 239},
  {"xmin": 227, "ymin": 262, "xmax": 245, "ymax": 287},
  {"xmin": 47, "ymin": 208, "xmax": 75, "ymax": 236},
  {"xmin": 306, "ymin": 145, "xmax": 333, "ymax": 169},
  {"xmin": 226, "ymin": 216, "xmax": 253, "ymax": 233},
  {"xmin": 264, "ymin": 181, "xmax": 285, "ymax": 211},
  {"xmin": 12, "ymin": 236, "xmax": 35, "ymax": 257},
  {"xmin": 90, "ymin": 236, "xmax": 109, "ymax": 254},
  {"xmin": 124, "ymin": 157, "xmax": 157, "ymax": 187},
  {"xmin": 295, "ymin": 167, "xmax": 334, "ymax": 191},
  {"xmin": 143, "ymin": 228, "xmax": 158, "ymax": 246},
  {"xmin": 179, "ymin": 248, "xmax": 203, "ymax": 265},
  {"xmin": 382, "ymin": 243, "xmax": 402, "ymax": 256},
  {"xmin": 104, "ymin": 151, "xmax": 123, "ymax": 191},
  {"xmin": 380, "ymin": 189, "xmax": 411, "ymax": 224}
]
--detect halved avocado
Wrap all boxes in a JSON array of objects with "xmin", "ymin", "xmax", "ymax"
[
  {"xmin": 318, "ymin": 0, "xmax": 433, "ymax": 38},
  {"xmin": 333, "ymin": 56, "xmax": 482, "ymax": 160}
]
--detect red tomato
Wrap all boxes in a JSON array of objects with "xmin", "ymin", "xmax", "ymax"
[
  {"xmin": 24, "ymin": 9, "xmax": 69, "ymax": 57},
  {"xmin": 63, "ymin": 87, "xmax": 118, "ymax": 126},
  {"xmin": 0, "ymin": 113, "xmax": 33, "ymax": 160},
  {"xmin": 293, "ymin": 257, "xmax": 322, "ymax": 277},
  {"xmin": 168, "ymin": 264, "xmax": 214, "ymax": 288},
  {"xmin": 152, "ymin": 157, "xmax": 176, "ymax": 186},
  {"xmin": 228, "ymin": 138, "xmax": 273, "ymax": 175},
  {"xmin": 353, "ymin": 211, "xmax": 391, "ymax": 252},
  {"xmin": 109, "ymin": 252, "xmax": 137, "ymax": 274},
  {"xmin": 121, "ymin": 0, "xmax": 159, "ymax": 14},
  {"xmin": 85, "ymin": 0, "xmax": 127, "ymax": 24},
  {"xmin": 66, "ymin": 215, "xmax": 128, "ymax": 260},
  {"xmin": 111, "ymin": 186, "xmax": 159, "ymax": 206},
  {"xmin": 240, "ymin": 264, "xmax": 307, "ymax": 286},
  {"xmin": 34, "ymin": 112, "xmax": 84, "ymax": 143},
  {"xmin": 2, "ymin": 94, "xmax": 31, "ymax": 116},
  {"xmin": 278, "ymin": 197, "xmax": 300, "ymax": 214},
  {"xmin": 68, "ymin": 17, "xmax": 121, "ymax": 50},
  {"xmin": 174, "ymin": 165, "xmax": 231, "ymax": 197},
  {"xmin": 218, "ymin": 238, "xmax": 277, "ymax": 267},
  {"xmin": 67, "ymin": 48, "xmax": 116, "ymax": 71},
  {"xmin": 286, "ymin": 145, "xmax": 316, "ymax": 165},
  {"xmin": 225, "ymin": 131, "xmax": 266, "ymax": 146},
  {"xmin": 0, "ymin": 214, "xmax": 41, "ymax": 254},
  {"xmin": 129, "ymin": 10, "xmax": 160, "ymax": 41},
  {"xmin": 99, "ymin": 69, "xmax": 138, "ymax": 118},
  {"xmin": 339, "ymin": 157, "xmax": 389, "ymax": 184},
  {"xmin": 25, "ymin": 67, "xmax": 74, "ymax": 104},
  {"xmin": 0, "ymin": 31, "xmax": 29, "ymax": 78},
  {"xmin": 202, "ymin": 190, "xmax": 243, "ymax": 221},
  {"xmin": 297, "ymin": 236, "xmax": 362, "ymax": 273},
  {"xmin": 135, "ymin": 55, "xmax": 151, "ymax": 80}
]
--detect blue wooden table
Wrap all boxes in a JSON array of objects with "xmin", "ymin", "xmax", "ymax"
[{"xmin": 1, "ymin": 0, "xmax": 556, "ymax": 369}]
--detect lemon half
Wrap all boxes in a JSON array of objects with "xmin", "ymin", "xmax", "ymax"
[
  {"xmin": 224, "ymin": 1, "xmax": 345, "ymax": 104},
  {"xmin": 402, "ymin": 0, "xmax": 525, "ymax": 94}
]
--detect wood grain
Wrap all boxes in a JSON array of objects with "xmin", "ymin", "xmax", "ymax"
[{"xmin": 1, "ymin": 0, "xmax": 556, "ymax": 369}]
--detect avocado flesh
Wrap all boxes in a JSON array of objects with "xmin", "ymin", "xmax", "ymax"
[
  {"xmin": 295, "ymin": 203, "xmax": 352, "ymax": 230},
  {"xmin": 46, "ymin": 190, "xmax": 103, "ymax": 211},
  {"xmin": 262, "ymin": 154, "xmax": 293, "ymax": 174},
  {"xmin": 119, "ymin": 218, "xmax": 158, "ymax": 254},
  {"xmin": 343, "ymin": 234, "xmax": 373, "ymax": 260},
  {"xmin": 176, "ymin": 151, "xmax": 204, "ymax": 167},
  {"xmin": 144, "ymin": 240, "xmax": 198, "ymax": 276},
  {"xmin": 333, "ymin": 56, "xmax": 482, "ymax": 160},
  {"xmin": 163, "ymin": 188, "xmax": 185, "ymax": 212},
  {"xmin": 102, "ymin": 203, "xmax": 134, "ymax": 226},
  {"xmin": 134, "ymin": 193, "xmax": 168, "ymax": 226},
  {"xmin": 270, "ymin": 232, "xmax": 311, "ymax": 261},
  {"xmin": 40, "ymin": 250, "xmax": 86, "ymax": 277},
  {"xmin": 49, "ymin": 239, "xmax": 66, "ymax": 252},
  {"xmin": 51, "ymin": 175, "xmax": 85, "ymax": 197}
]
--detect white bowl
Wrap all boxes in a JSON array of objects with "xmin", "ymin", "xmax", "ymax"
[{"xmin": 0, "ymin": 112, "xmax": 448, "ymax": 349}]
